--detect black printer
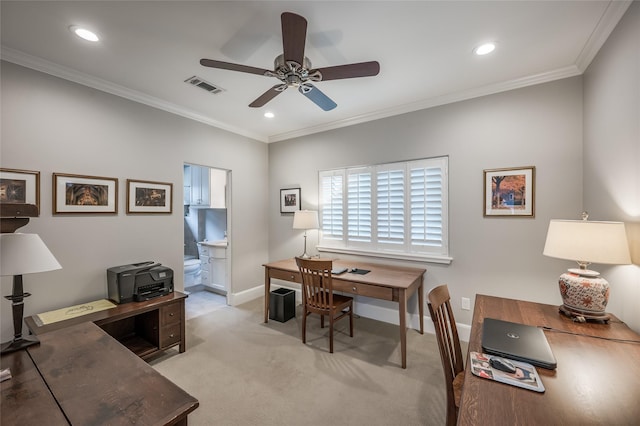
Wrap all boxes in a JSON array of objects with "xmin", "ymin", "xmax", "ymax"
[{"xmin": 107, "ymin": 261, "xmax": 174, "ymax": 304}]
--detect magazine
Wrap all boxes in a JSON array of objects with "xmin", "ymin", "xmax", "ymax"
[{"xmin": 469, "ymin": 351, "xmax": 545, "ymax": 393}]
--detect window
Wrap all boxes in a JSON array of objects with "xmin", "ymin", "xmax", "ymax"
[{"xmin": 318, "ymin": 156, "xmax": 450, "ymax": 263}]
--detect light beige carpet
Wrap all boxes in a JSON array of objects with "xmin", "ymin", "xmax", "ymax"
[{"xmin": 150, "ymin": 295, "xmax": 454, "ymax": 426}]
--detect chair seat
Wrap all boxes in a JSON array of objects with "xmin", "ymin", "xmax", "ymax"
[{"xmin": 308, "ymin": 292, "xmax": 353, "ymax": 310}]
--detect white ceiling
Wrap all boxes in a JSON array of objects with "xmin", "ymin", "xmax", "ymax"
[{"xmin": 0, "ymin": 1, "xmax": 631, "ymax": 143}]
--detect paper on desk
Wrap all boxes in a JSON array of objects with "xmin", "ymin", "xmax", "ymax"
[
  {"xmin": 0, "ymin": 368, "xmax": 11, "ymax": 382},
  {"xmin": 34, "ymin": 299, "xmax": 116, "ymax": 326}
]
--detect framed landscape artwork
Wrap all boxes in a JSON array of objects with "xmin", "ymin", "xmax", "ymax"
[
  {"xmin": 126, "ymin": 179, "xmax": 173, "ymax": 214},
  {"xmin": 0, "ymin": 168, "xmax": 41, "ymax": 212},
  {"xmin": 484, "ymin": 166, "xmax": 535, "ymax": 217},
  {"xmin": 53, "ymin": 173, "xmax": 118, "ymax": 214},
  {"xmin": 280, "ymin": 188, "xmax": 301, "ymax": 213}
]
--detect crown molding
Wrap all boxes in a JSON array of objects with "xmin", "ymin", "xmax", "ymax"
[
  {"xmin": 0, "ymin": 46, "xmax": 267, "ymax": 142},
  {"xmin": 268, "ymin": 65, "xmax": 582, "ymax": 142},
  {"xmin": 574, "ymin": 0, "xmax": 633, "ymax": 72}
]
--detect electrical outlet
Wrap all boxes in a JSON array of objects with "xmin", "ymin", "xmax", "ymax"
[{"xmin": 461, "ymin": 297, "xmax": 471, "ymax": 310}]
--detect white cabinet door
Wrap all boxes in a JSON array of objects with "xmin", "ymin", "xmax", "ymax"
[
  {"xmin": 210, "ymin": 258, "xmax": 226, "ymax": 291},
  {"xmin": 190, "ymin": 166, "xmax": 210, "ymax": 206}
]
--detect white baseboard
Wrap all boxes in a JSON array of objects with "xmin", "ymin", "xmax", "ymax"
[{"xmin": 229, "ymin": 283, "xmax": 471, "ymax": 343}]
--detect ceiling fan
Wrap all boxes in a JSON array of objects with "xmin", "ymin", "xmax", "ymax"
[{"xmin": 200, "ymin": 12, "xmax": 380, "ymax": 111}]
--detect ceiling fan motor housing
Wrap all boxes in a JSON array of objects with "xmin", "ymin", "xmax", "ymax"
[{"xmin": 271, "ymin": 54, "xmax": 321, "ymax": 87}]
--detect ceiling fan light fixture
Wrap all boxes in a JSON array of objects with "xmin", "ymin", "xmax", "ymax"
[
  {"xmin": 474, "ymin": 42, "xmax": 496, "ymax": 56},
  {"xmin": 264, "ymin": 112, "xmax": 275, "ymax": 118},
  {"xmin": 70, "ymin": 26, "xmax": 99, "ymax": 42}
]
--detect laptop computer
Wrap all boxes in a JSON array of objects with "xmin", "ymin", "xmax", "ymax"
[{"xmin": 482, "ymin": 318, "xmax": 557, "ymax": 370}]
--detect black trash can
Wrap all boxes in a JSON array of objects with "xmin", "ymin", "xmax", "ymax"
[{"xmin": 269, "ymin": 287, "xmax": 295, "ymax": 322}]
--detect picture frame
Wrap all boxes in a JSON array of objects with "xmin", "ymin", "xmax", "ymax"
[
  {"xmin": 0, "ymin": 168, "xmax": 41, "ymax": 212},
  {"xmin": 126, "ymin": 179, "xmax": 173, "ymax": 214},
  {"xmin": 53, "ymin": 173, "xmax": 118, "ymax": 214},
  {"xmin": 280, "ymin": 187, "xmax": 301, "ymax": 213},
  {"xmin": 484, "ymin": 166, "xmax": 535, "ymax": 217}
]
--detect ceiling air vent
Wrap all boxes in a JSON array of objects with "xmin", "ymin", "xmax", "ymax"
[{"xmin": 184, "ymin": 76, "xmax": 224, "ymax": 94}]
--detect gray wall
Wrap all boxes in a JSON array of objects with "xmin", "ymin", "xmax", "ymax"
[
  {"xmin": 1, "ymin": 62, "xmax": 269, "ymax": 341},
  {"xmin": 583, "ymin": 1, "xmax": 640, "ymax": 332},
  {"xmin": 269, "ymin": 77, "xmax": 585, "ymax": 328}
]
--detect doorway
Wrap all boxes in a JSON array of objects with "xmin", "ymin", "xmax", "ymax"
[{"xmin": 183, "ymin": 163, "xmax": 231, "ymax": 305}]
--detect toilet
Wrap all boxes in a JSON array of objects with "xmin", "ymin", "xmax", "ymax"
[{"xmin": 184, "ymin": 256, "xmax": 201, "ymax": 287}]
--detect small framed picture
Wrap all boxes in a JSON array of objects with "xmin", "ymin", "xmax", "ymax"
[
  {"xmin": 53, "ymin": 173, "xmax": 118, "ymax": 214},
  {"xmin": 126, "ymin": 179, "xmax": 173, "ymax": 214},
  {"xmin": 484, "ymin": 166, "xmax": 535, "ymax": 217},
  {"xmin": 0, "ymin": 168, "xmax": 41, "ymax": 212},
  {"xmin": 280, "ymin": 188, "xmax": 301, "ymax": 213}
]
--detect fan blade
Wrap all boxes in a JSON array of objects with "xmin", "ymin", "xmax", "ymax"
[
  {"xmin": 314, "ymin": 61, "xmax": 380, "ymax": 81},
  {"xmin": 249, "ymin": 84, "xmax": 288, "ymax": 108},
  {"xmin": 281, "ymin": 12, "xmax": 307, "ymax": 65},
  {"xmin": 200, "ymin": 59, "xmax": 270, "ymax": 76},
  {"xmin": 298, "ymin": 84, "xmax": 337, "ymax": 111}
]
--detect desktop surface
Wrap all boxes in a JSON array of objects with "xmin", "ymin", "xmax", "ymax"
[{"xmin": 459, "ymin": 295, "xmax": 640, "ymax": 425}]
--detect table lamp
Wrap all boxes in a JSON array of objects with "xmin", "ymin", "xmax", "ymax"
[
  {"xmin": 543, "ymin": 213, "xmax": 631, "ymax": 322},
  {"xmin": 1, "ymin": 233, "xmax": 62, "ymax": 354},
  {"xmin": 293, "ymin": 210, "xmax": 319, "ymax": 259}
]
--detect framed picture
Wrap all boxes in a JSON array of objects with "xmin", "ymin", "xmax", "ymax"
[
  {"xmin": 53, "ymin": 173, "xmax": 118, "ymax": 214},
  {"xmin": 280, "ymin": 187, "xmax": 301, "ymax": 213},
  {"xmin": 0, "ymin": 168, "xmax": 41, "ymax": 212},
  {"xmin": 126, "ymin": 179, "xmax": 173, "ymax": 214},
  {"xmin": 484, "ymin": 166, "xmax": 535, "ymax": 217}
]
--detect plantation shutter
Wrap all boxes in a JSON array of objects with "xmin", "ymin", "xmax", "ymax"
[
  {"xmin": 319, "ymin": 171, "xmax": 344, "ymax": 240},
  {"xmin": 377, "ymin": 166, "xmax": 405, "ymax": 246},
  {"xmin": 409, "ymin": 159, "xmax": 446, "ymax": 252},
  {"xmin": 318, "ymin": 156, "xmax": 448, "ymax": 260},
  {"xmin": 347, "ymin": 168, "xmax": 372, "ymax": 243}
]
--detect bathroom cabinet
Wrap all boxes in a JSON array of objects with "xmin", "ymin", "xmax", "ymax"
[
  {"xmin": 198, "ymin": 242, "xmax": 227, "ymax": 293},
  {"xmin": 184, "ymin": 164, "xmax": 226, "ymax": 208}
]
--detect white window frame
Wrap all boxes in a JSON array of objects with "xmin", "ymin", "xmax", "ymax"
[{"xmin": 317, "ymin": 156, "xmax": 451, "ymax": 264}]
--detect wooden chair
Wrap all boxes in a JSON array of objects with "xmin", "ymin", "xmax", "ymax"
[
  {"xmin": 427, "ymin": 285, "xmax": 464, "ymax": 426},
  {"xmin": 295, "ymin": 257, "xmax": 354, "ymax": 353}
]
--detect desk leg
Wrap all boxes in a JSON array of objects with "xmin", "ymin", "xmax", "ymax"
[
  {"xmin": 399, "ymin": 288, "xmax": 407, "ymax": 369},
  {"xmin": 418, "ymin": 278, "xmax": 424, "ymax": 334},
  {"xmin": 264, "ymin": 267, "xmax": 270, "ymax": 323}
]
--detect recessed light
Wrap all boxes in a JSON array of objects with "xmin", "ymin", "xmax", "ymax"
[
  {"xmin": 474, "ymin": 42, "xmax": 496, "ymax": 56},
  {"xmin": 70, "ymin": 26, "xmax": 99, "ymax": 42},
  {"xmin": 264, "ymin": 112, "xmax": 275, "ymax": 118}
]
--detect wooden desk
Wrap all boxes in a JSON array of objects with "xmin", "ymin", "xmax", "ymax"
[
  {"xmin": 263, "ymin": 258, "xmax": 426, "ymax": 368},
  {"xmin": 458, "ymin": 295, "xmax": 640, "ymax": 425},
  {"xmin": 1, "ymin": 322, "xmax": 199, "ymax": 425},
  {"xmin": 25, "ymin": 292, "xmax": 187, "ymax": 360}
]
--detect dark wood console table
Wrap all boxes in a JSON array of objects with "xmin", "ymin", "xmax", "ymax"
[
  {"xmin": 25, "ymin": 292, "xmax": 187, "ymax": 360},
  {"xmin": 1, "ymin": 322, "xmax": 198, "ymax": 425}
]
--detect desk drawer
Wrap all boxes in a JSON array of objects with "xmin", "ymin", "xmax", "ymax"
[
  {"xmin": 270, "ymin": 268, "xmax": 301, "ymax": 283},
  {"xmin": 161, "ymin": 302, "xmax": 182, "ymax": 326},
  {"xmin": 161, "ymin": 323, "xmax": 181, "ymax": 348},
  {"xmin": 334, "ymin": 280, "xmax": 393, "ymax": 301}
]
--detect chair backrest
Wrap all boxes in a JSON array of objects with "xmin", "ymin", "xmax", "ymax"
[
  {"xmin": 295, "ymin": 257, "xmax": 333, "ymax": 312},
  {"xmin": 427, "ymin": 285, "xmax": 464, "ymax": 424}
]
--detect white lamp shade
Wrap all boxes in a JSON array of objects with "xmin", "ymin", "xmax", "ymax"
[
  {"xmin": 293, "ymin": 210, "xmax": 319, "ymax": 230},
  {"xmin": 543, "ymin": 220, "xmax": 631, "ymax": 265},
  {"xmin": 1, "ymin": 233, "xmax": 62, "ymax": 276}
]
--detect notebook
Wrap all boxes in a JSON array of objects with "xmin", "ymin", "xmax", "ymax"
[{"xmin": 482, "ymin": 318, "xmax": 557, "ymax": 370}]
